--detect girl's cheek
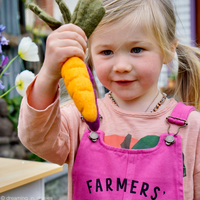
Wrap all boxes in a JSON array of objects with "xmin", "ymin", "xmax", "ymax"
[
  {"xmin": 94, "ymin": 66, "xmax": 109, "ymax": 85},
  {"xmin": 140, "ymin": 68, "xmax": 161, "ymax": 87},
  {"xmin": 95, "ymin": 69, "xmax": 105, "ymax": 82}
]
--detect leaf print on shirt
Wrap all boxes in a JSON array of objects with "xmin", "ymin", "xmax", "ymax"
[
  {"xmin": 104, "ymin": 134, "xmax": 186, "ymax": 177},
  {"xmin": 131, "ymin": 135, "xmax": 160, "ymax": 149},
  {"xmin": 103, "ymin": 134, "xmax": 138, "ymax": 149}
]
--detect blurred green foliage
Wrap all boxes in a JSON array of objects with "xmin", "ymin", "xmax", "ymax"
[
  {"xmin": 28, "ymin": 153, "xmax": 46, "ymax": 162},
  {"xmin": 3, "ymin": 93, "xmax": 22, "ymax": 130}
]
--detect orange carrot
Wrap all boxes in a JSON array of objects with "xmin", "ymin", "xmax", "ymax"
[{"xmin": 61, "ymin": 57, "xmax": 97, "ymax": 122}]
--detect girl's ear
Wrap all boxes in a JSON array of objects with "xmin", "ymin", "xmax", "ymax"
[
  {"xmin": 171, "ymin": 40, "xmax": 178, "ymax": 54},
  {"xmin": 163, "ymin": 40, "xmax": 178, "ymax": 64}
]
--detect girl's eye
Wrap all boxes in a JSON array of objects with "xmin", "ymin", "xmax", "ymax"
[
  {"xmin": 131, "ymin": 47, "xmax": 143, "ymax": 54},
  {"xmin": 101, "ymin": 50, "xmax": 113, "ymax": 55}
]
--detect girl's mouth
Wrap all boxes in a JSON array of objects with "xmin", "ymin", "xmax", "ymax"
[{"xmin": 115, "ymin": 80, "xmax": 134, "ymax": 86}]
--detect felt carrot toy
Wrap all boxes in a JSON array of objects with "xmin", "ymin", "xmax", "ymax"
[{"xmin": 28, "ymin": 0, "xmax": 105, "ymax": 131}]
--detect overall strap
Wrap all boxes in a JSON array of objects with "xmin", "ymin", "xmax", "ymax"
[
  {"xmin": 165, "ymin": 102, "xmax": 195, "ymax": 146},
  {"xmin": 167, "ymin": 102, "xmax": 196, "ymax": 126}
]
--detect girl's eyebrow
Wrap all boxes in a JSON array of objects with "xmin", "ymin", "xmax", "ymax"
[
  {"xmin": 128, "ymin": 40, "xmax": 151, "ymax": 45},
  {"xmin": 93, "ymin": 44, "xmax": 111, "ymax": 49},
  {"xmin": 94, "ymin": 41, "xmax": 151, "ymax": 49}
]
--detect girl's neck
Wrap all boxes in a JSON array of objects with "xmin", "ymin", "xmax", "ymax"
[{"xmin": 110, "ymin": 91, "xmax": 169, "ymax": 113}]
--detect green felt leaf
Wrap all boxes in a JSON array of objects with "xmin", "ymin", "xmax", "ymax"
[
  {"xmin": 71, "ymin": 0, "xmax": 81, "ymax": 24},
  {"xmin": 28, "ymin": 0, "xmax": 105, "ymax": 38},
  {"xmin": 71, "ymin": 0, "xmax": 105, "ymax": 38},
  {"xmin": 132, "ymin": 135, "xmax": 160, "ymax": 149},
  {"xmin": 28, "ymin": 3, "xmax": 63, "ymax": 30},
  {"xmin": 55, "ymin": 0, "xmax": 71, "ymax": 24}
]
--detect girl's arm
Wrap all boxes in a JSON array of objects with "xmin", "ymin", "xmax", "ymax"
[
  {"xmin": 18, "ymin": 24, "xmax": 87, "ymax": 164},
  {"xmin": 18, "ymin": 78, "xmax": 82, "ymax": 165},
  {"xmin": 28, "ymin": 69, "xmax": 59, "ymax": 110},
  {"xmin": 194, "ymin": 172, "xmax": 200, "ymax": 199},
  {"xmin": 194, "ymin": 131, "xmax": 200, "ymax": 199}
]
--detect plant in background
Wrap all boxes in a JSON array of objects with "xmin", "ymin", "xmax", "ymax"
[
  {"xmin": 0, "ymin": 55, "xmax": 9, "ymax": 89},
  {"xmin": 0, "ymin": 25, "xmax": 9, "ymax": 90},
  {"xmin": 0, "ymin": 24, "xmax": 9, "ymax": 54},
  {"xmin": 15, "ymin": 70, "xmax": 36, "ymax": 96},
  {"xmin": 3, "ymin": 94, "xmax": 23, "ymax": 130},
  {"xmin": 0, "ymin": 23, "xmax": 43, "ymax": 162},
  {"xmin": 0, "ymin": 24, "xmax": 39, "ymax": 98}
]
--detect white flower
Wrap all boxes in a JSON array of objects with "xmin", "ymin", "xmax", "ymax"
[
  {"xmin": 15, "ymin": 70, "xmax": 35, "ymax": 96},
  {"xmin": 18, "ymin": 37, "xmax": 39, "ymax": 62}
]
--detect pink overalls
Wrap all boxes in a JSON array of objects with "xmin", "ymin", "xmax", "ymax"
[{"xmin": 72, "ymin": 103, "xmax": 195, "ymax": 199}]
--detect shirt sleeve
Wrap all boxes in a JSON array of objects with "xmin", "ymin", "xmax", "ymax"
[
  {"xmin": 18, "ymin": 77, "xmax": 71, "ymax": 165},
  {"xmin": 194, "ymin": 129, "xmax": 200, "ymax": 199}
]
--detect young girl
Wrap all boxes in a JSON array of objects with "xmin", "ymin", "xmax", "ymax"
[{"xmin": 18, "ymin": 0, "xmax": 200, "ymax": 199}]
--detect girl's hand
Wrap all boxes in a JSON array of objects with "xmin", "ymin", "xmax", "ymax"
[
  {"xmin": 28, "ymin": 24, "xmax": 87, "ymax": 110},
  {"xmin": 41, "ymin": 23, "xmax": 87, "ymax": 82}
]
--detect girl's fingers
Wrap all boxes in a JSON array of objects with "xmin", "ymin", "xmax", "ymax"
[
  {"xmin": 56, "ymin": 31, "xmax": 87, "ymax": 52},
  {"xmin": 44, "ymin": 23, "xmax": 87, "ymax": 72},
  {"xmin": 50, "ymin": 39, "xmax": 85, "ymax": 52},
  {"xmin": 59, "ymin": 46, "xmax": 85, "ymax": 62},
  {"xmin": 56, "ymin": 23, "xmax": 87, "ymax": 41}
]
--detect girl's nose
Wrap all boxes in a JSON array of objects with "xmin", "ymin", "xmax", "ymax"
[{"xmin": 113, "ymin": 55, "xmax": 132, "ymax": 73}]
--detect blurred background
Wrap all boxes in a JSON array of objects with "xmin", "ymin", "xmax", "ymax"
[{"xmin": 0, "ymin": 0, "xmax": 199, "ymax": 199}]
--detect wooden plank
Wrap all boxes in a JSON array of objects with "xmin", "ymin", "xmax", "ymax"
[{"xmin": 0, "ymin": 157, "xmax": 63, "ymax": 193}]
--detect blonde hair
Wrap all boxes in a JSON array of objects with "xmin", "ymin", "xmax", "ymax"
[{"xmin": 86, "ymin": 0, "xmax": 200, "ymax": 110}]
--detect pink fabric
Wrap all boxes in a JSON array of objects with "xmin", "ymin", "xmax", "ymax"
[
  {"xmin": 167, "ymin": 102, "xmax": 195, "ymax": 126},
  {"xmin": 72, "ymin": 103, "xmax": 194, "ymax": 199},
  {"xmin": 72, "ymin": 130, "xmax": 183, "ymax": 200},
  {"xmin": 18, "ymin": 78, "xmax": 200, "ymax": 200}
]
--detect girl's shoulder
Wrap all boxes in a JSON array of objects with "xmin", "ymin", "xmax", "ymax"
[
  {"xmin": 175, "ymin": 102, "xmax": 200, "ymax": 130},
  {"xmin": 187, "ymin": 108, "xmax": 200, "ymax": 124}
]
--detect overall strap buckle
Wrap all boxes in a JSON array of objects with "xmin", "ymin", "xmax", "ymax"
[
  {"xmin": 165, "ymin": 116, "xmax": 188, "ymax": 146},
  {"xmin": 166, "ymin": 116, "xmax": 188, "ymax": 135},
  {"xmin": 165, "ymin": 102, "xmax": 195, "ymax": 146}
]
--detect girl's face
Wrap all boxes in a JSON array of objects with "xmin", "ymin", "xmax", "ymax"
[{"xmin": 90, "ymin": 18, "xmax": 166, "ymax": 104}]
